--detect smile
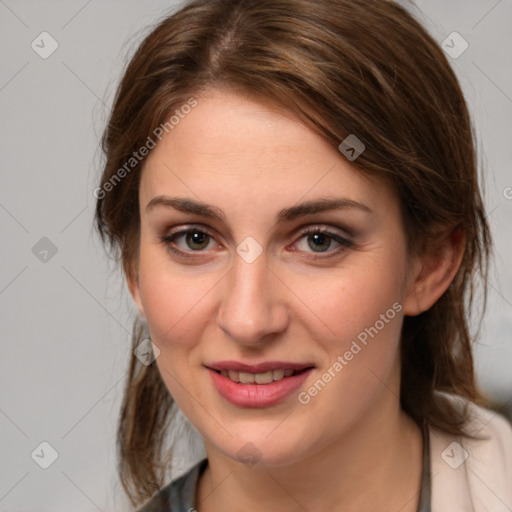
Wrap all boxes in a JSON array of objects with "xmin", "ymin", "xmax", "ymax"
[
  {"xmin": 206, "ymin": 361, "xmax": 315, "ymax": 407},
  {"xmin": 217, "ymin": 368, "xmax": 301, "ymax": 384}
]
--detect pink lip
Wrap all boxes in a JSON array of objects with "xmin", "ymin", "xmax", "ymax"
[{"xmin": 206, "ymin": 363, "xmax": 314, "ymax": 407}]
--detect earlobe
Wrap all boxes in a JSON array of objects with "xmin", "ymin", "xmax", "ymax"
[{"xmin": 403, "ymin": 227, "xmax": 465, "ymax": 316}]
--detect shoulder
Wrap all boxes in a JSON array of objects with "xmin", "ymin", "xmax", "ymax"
[
  {"xmin": 137, "ymin": 459, "xmax": 208, "ymax": 512},
  {"xmin": 429, "ymin": 393, "xmax": 512, "ymax": 512}
]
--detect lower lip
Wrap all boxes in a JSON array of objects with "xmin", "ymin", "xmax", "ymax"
[{"xmin": 207, "ymin": 368, "xmax": 313, "ymax": 407}]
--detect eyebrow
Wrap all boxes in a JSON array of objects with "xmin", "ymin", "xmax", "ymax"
[
  {"xmin": 145, "ymin": 195, "xmax": 373, "ymax": 222},
  {"xmin": 146, "ymin": 196, "xmax": 225, "ymax": 220}
]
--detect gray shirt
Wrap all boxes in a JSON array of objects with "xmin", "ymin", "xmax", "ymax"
[{"xmin": 138, "ymin": 422, "xmax": 431, "ymax": 512}]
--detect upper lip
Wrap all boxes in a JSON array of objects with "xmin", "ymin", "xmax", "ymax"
[{"xmin": 205, "ymin": 361, "xmax": 315, "ymax": 373}]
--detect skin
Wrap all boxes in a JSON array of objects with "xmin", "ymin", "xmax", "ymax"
[{"xmin": 129, "ymin": 88, "xmax": 464, "ymax": 511}]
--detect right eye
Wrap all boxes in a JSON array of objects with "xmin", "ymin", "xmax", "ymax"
[{"xmin": 160, "ymin": 226, "xmax": 219, "ymax": 256}]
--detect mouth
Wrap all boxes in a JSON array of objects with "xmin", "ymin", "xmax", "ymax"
[
  {"xmin": 206, "ymin": 361, "xmax": 314, "ymax": 383},
  {"xmin": 211, "ymin": 367, "xmax": 310, "ymax": 384},
  {"xmin": 205, "ymin": 361, "xmax": 315, "ymax": 407}
]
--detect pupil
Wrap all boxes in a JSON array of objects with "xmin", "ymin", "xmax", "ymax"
[
  {"xmin": 308, "ymin": 233, "xmax": 331, "ymax": 252},
  {"xmin": 186, "ymin": 232, "xmax": 209, "ymax": 250}
]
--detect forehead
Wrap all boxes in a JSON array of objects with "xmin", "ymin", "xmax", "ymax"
[{"xmin": 140, "ymin": 89, "xmax": 396, "ymax": 217}]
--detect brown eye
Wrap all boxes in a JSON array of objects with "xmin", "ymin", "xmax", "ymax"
[
  {"xmin": 185, "ymin": 231, "xmax": 210, "ymax": 250},
  {"xmin": 161, "ymin": 228, "xmax": 216, "ymax": 254},
  {"xmin": 307, "ymin": 233, "xmax": 332, "ymax": 252},
  {"xmin": 293, "ymin": 227, "xmax": 354, "ymax": 258}
]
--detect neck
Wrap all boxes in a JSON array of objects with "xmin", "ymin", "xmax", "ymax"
[{"xmin": 196, "ymin": 395, "xmax": 423, "ymax": 512}]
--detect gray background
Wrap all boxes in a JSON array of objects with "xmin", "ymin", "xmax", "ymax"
[{"xmin": 1, "ymin": 1, "xmax": 511, "ymax": 510}]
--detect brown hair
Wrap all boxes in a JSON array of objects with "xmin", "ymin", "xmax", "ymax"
[{"xmin": 95, "ymin": 0, "xmax": 490, "ymax": 506}]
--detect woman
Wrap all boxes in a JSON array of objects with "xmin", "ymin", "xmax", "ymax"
[{"xmin": 95, "ymin": 0, "xmax": 512, "ymax": 510}]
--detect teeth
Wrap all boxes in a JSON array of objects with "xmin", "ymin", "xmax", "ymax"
[
  {"xmin": 273, "ymin": 369, "xmax": 285, "ymax": 380},
  {"xmin": 239, "ymin": 371, "xmax": 255, "ymax": 384},
  {"xmin": 228, "ymin": 370, "xmax": 240, "ymax": 382},
  {"xmin": 219, "ymin": 368, "xmax": 301, "ymax": 384},
  {"xmin": 255, "ymin": 371, "xmax": 273, "ymax": 384}
]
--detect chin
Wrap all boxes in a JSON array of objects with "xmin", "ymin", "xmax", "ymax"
[{"xmin": 212, "ymin": 428, "xmax": 313, "ymax": 468}]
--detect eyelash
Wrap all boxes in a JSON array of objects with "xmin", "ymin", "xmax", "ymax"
[{"xmin": 159, "ymin": 225, "xmax": 354, "ymax": 260}]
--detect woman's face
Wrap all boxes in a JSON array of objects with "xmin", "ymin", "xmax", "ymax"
[{"xmin": 131, "ymin": 88, "xmax": 420, "ymax": 467}]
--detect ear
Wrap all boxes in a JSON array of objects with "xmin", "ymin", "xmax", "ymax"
[
  {"xmin": 403, "ymin": 226, "xmax": 465, "ymax": 316},
  {"xmin": 125, "ymin": 263, "xmax": 146, "ymax": 319}
]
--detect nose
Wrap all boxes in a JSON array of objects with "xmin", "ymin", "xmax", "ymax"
[{"xmin": 216, "ymin": 251, "xmax": 289, "ymax": 346}]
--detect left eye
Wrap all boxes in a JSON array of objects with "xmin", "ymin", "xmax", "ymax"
[
  {"xmin": 294, "ymin": 230, "xmax": 351, "ymax": 254},
  {"xmin": 183, "ymin": 231, "xmax": 211, "ymax": 250}
]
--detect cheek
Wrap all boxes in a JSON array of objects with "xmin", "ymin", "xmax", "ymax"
[
  {"xmin": 287, "ymin": 253, "xmax": 406, "ymax": 343},
  {"xmin": 137, "ymin": 246, "xmax": 216, "ymax": 348},
  {"xmin": 293, "ymin": 265, "xmax": 405, "ymax": 438},
  {"xmin": 286, "ymin": 249, "xmax": 407, "ymax": 401}
]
